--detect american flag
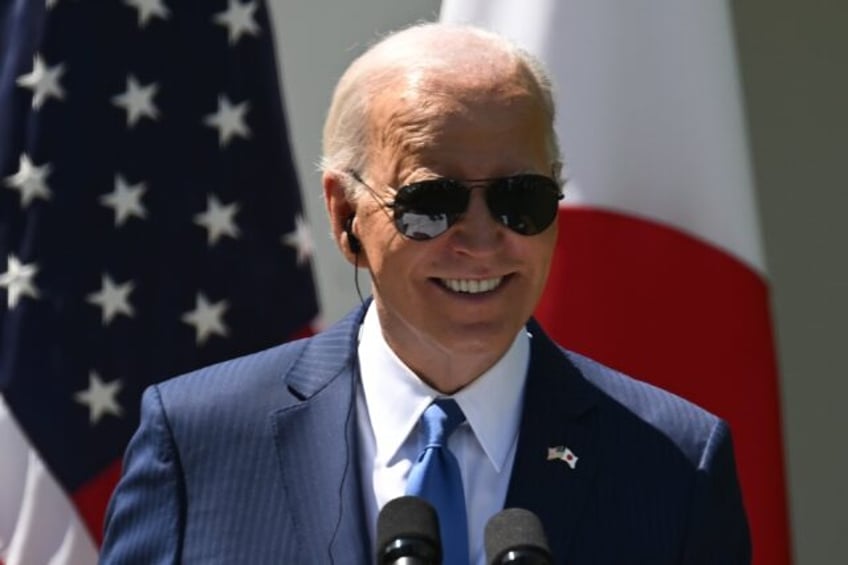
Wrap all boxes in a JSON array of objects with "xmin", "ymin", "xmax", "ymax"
[{"xmin": 0, "ymin": 1, "xmax": 319, "ymax": 562}]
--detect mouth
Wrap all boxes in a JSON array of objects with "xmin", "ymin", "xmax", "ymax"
[{"xmin": 438, "ymin": 276, "xmax": 505, "ymax": 295}]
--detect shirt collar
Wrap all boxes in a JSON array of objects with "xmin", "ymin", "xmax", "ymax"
[{"xmin": 358, "ymin": 303, "xmax": 529, "ymax": 473}]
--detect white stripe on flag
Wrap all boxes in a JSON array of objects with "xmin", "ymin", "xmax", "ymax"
[
  {"xmin": 442, "ymin": 0, "xmax": 765, "ymax": 273},
  {"xmin": 0, "ymin": 397, "xmax": 98, "ymax": 565}
]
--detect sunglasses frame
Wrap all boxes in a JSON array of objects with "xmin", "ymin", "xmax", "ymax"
[{"xmin": 347, "ymin": 170, "xmax": 563, "ymax": 240}]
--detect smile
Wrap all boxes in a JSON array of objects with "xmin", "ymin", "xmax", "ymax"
[{"xmin": 440, "ymin": 277, "xmax": 504, "ymax": 294}]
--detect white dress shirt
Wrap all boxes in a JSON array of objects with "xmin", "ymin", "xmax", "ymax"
[{"xmin": 356, "ymin": 304, "xmax": 529, "ymax": 565}]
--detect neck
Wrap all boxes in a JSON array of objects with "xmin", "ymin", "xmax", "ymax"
[
  {"xmin": 368, "ymin": 299, "xmax": 520, "ymax": 394},
  {"xmin": 378, "ymin": 325, "xmax": 513, "ymax": 395},
  {"xmin": 399, "ymin": 347, "xmax": 502, "ymax": 395}
]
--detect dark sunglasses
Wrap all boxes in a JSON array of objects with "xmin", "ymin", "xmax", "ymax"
[{"xmin": 348, "ymin": 171, "xmax": 563, "ymax": 240}]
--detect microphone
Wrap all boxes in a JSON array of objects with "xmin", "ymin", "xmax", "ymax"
[
  {"xmin": 485, "ymin": 508, "xmax": 553, "ymax": 565},
  {"xmin": 376, "ymin": 496, "xmax": 442, "ymax": 565}
]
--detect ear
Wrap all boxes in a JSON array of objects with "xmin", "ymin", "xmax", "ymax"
[{"xmin": 323, "ymin": 170, "xmax": 363, "ymax": 266}]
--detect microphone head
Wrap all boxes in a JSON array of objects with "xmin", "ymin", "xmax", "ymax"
[
  {"xmin": 485, "ymin": 508, "xmax": 553, "ymax": 565},
  {"xmin": 376, "ymin": 496, "xmax": 442, "ymax": 565}
]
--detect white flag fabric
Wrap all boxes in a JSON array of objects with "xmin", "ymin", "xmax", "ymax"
[
  {"xmin": 441, "ymin": 2, "xmax": 791, "ymax": 563},
  {"xmin": 1, "ymin": 398, "xmax": 98, "ymax": 565}
]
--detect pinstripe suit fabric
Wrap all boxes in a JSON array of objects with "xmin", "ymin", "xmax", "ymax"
[{"xmin": 101, "ymin": 305, "xmax": 750, "ymax": 564}]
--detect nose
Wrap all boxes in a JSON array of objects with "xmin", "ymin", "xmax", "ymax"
[{"xmin": 448, "ymin": 188, "xmax": 504, "ymax": 255}]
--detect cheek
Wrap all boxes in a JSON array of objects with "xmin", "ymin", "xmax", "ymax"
[
  {"xmin": 524, "ymin": 232, "xmax": 557, "ymax": 280},
  {"xmin": 366, "ymin": 231, "xmax": 425, "ymax": 280},
  {"xmin": 357, "ymin": 210, "xmax": 402, "ymax": 266}
]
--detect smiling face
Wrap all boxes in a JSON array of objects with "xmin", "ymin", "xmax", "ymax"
[{"xmin": 337, "ymin": 62, "xmax": 558, "ymax": 389}]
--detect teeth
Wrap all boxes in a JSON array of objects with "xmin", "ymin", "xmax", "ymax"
[{"xmin": 442, "ymin": 277, "xmax": 503, "ymax": 294}]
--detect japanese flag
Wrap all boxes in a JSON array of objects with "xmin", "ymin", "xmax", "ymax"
[{"xmin": 441, "ymin": 1, "xmax": 791, "ymax": 563}]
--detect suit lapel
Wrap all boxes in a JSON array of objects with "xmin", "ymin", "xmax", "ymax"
[
  {"xmin": 505, "ymin": 320, "xmax": 601, "ymax": 559},
  {"xmin": 271, "ymin": 307, "xmax": 370, "ymax": 564}
]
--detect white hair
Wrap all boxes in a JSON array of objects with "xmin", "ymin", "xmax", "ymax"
[{"xmin": 320, "ymin": 22, "xmax": 562, "ymax": 198}]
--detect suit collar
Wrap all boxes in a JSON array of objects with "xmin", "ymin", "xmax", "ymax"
[
  {"xmin": 524, "ymin": 318, "xmax": 599, "ymax": 418},
  {"xmin": 505, "ymin": 319, "xmax": 601, "ymax": 558},
  {"xmin": 271, "ymin": 304, "xmax": 370, "ymax": 563},
  {"xmin": 284, "ymin": 304, "xmax": 367, "ymax": 399}
]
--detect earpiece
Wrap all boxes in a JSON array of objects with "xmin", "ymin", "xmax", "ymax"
[{"xmin": 344, "ymin": 215, "xmax": 361, "ymax": 254}]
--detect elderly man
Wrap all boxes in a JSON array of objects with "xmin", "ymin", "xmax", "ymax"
[{"xmin": 102, "ymin": 23, "xmax": 750, "ymax": 564}]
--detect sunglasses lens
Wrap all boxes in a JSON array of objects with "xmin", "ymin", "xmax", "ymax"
[
  {"xmin": 487, "ymin": 175, "xmax": 560, "ymax": 235},
  {"xmin": 393, "ymin": 180, "xmax": 468, "ymax": 240},
  {"xmin": 390, "ymin": 175, "xmax": 560, "ymax": 240}
]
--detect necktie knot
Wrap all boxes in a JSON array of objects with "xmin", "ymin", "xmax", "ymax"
[{"xmin": 420, "ymin": 398, "xmax": 465, "ymax": 449}]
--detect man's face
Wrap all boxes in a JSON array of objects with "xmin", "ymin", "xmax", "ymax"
[{"xmin": 352, "ymin": 73, "xmax": 558, "ymax": 374}]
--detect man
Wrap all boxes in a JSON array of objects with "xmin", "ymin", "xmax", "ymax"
[{"xmin": 101, "ymin": 23, "xmax": 750, "ymax": 564}]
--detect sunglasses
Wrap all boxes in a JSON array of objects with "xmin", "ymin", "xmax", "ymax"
[{"xmin": 348, "ymin": 171, "xmax": 563, "ymax": 240}]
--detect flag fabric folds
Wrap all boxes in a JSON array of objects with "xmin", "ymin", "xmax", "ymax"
[
  {"xmin": 0, "ymin": 1, "xmax": 319, "ymax": 562},
  {"xmin": 441, "ymin": 1, "xmax": 792, "ymax": 563}
]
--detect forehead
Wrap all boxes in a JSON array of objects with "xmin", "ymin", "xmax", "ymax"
[{"xmin": 367, "ymin": 66, "xmax": 550, "ymax": 179}]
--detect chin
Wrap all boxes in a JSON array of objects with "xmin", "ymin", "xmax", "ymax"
[{"xmin": 436, "ymin": 318, "xmax": 520, "ymax": 352}]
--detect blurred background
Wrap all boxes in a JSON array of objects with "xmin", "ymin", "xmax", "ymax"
[{"xmin": 269, "ymin": 1, "xmax": 847, "ymax": 563}]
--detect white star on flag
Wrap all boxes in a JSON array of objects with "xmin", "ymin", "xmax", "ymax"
[
  {"xmin": 112, "ymin": 75, "xmax": 160, "ymax": 127},
  {"xmin": 123, "ymin": 0, "xmax": 170, "ymax": 28},
  {"xmin": 74, "ymin": 372, "xmax": 124, "ymax": 425},
  {"xmin": 16, "ymin": 54, "xmax": 65, "ymax": 109},
  {"xmin": 547, "ymin": 445, "xmax": 579, "ymax": 469},
  {"xmin": 99, "ymin": 175, "xmax": 148, "ymax": 226},
  {"xmin": 0, "ymin": 255, "xmax": 40, "ymax": 309},
  {"xmin": 282, "ymin": 214, "xmax": 313, "ymax": 266},
  {"xmin": 4, "ymin": 154, "xmax": 52, "ymax": 208},
  {"xmin": 181, "ymin": 292, "xmax": 230, "ymax": 345},
  {"xmin": 86, "ymin": 274, "xmax": 136, "ymax": 325},
  {"xmin": 203, "ymin": 95, "xmax": 250, "ymax": 147},
  {"xmin": 213, "ymin": 0, "xmax": 260, "ymax": 45},
  {"xmin": 194, "ymin": 195, "xmax": 240, "ymax": 245}
]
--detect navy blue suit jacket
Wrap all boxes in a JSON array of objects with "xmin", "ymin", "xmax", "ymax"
[{"xmin": 101, "ymin": 305, "xmax": 750, "ymax": 563}]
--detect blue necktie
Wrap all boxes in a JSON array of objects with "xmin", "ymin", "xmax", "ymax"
[{"xmin": 406, "ymin": 399, "xmax": 469, "ymax": 565}]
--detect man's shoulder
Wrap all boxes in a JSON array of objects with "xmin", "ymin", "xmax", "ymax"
[
  {"xmin": 529, "ymin": 321, "xmax": 721, "ymax": 434},
  {"xmin": 154, "ymin": 305, "xmax": 364, "ymax": 408},
  {"xmin": 531, "ymin": 320, "xmax": 727, "ymax": 469},
  {"xmin": 150, "ymin": 338, "xmax": 310, "ymax": 418},
  {"xmin": 548, "ymin": 344, "xmax": 725, "ymax": 466},
  {"xmin": 567, "ymin": 349, "xmax": 719, "ymax": 424}
]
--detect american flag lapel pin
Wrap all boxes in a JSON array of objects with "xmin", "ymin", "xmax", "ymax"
[{"xmin": 547, "ymin": 445, "xmax": 578, "ymax": 469}]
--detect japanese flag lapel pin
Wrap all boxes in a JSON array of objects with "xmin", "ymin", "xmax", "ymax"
[{"xmin": 547, "ymin": 445, "xmax": 578, "ymax": 470}]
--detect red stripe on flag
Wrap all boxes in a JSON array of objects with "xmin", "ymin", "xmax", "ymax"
[
  {"xmin": 71, "ymin": 458, "xmax": 122, "ymax": 546},
  {"xmin": 537, "ymin": 207, "xmax": 791, "ymax": 564}
]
